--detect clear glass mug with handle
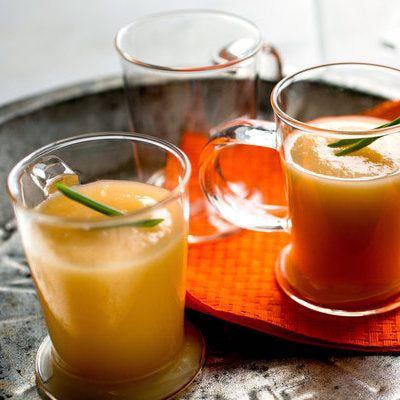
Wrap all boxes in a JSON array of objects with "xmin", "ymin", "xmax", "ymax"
[
  {"xmin": 7, "ymin": 133, "xmax": 205, "ymax": 400},
  {"xmin": 200, "ymin": 62, "xmax": 400, "ymax": 317},
  {"xmin": 115, "ymin": 9, "xmax": 282, "ymax": 243}
]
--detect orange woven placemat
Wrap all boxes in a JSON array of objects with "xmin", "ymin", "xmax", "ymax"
[{"xmin": 184, "ymin": 101, "xmax": 400, "ymax": 352}]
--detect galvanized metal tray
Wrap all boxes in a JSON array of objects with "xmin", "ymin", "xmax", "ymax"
[{"xmin": 1, "ymin": 77, "xmax": 400, "ymax": 400}]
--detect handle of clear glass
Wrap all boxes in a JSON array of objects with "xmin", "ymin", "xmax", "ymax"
[
  {"xmin": 199, "ymin": 119, "xmax": 289, "ymax": 232},
  {"xmin": 260, "ymin": 44, "xmax": 283, "ymax": 81}
]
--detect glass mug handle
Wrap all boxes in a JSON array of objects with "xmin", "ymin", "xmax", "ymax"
[
  {"xmin": 260, "ymin": 44, "xmax": 283, "ymax": 80},
  {"xmin": 199, "ymin": 120, "xmax": 288, "ymax": 232}
]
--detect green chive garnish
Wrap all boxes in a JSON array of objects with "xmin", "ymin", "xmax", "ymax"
[
  {"xmin": 54, "ymin": 182, "xmax": 123, "ymax": 216},
  {"xmin": 328, "ymin": 116, "xmax": 400, "ymax": 156},
  {"xmin": 98, "ymin": 218, "xmax": 165, "ymax": 228},
  {"xmin": 53, "ymin": 182, "xmax": 163, "ymax": 228}
]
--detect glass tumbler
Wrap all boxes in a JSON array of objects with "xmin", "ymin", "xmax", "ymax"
[
  {"xmin": 7, "ymin": 133, "xmax": 205, "ymax": 400},
  {"xmin": 200, "ymin": 63, "xmax": 400, "ymax": 317},
  {"xmin": 115, "ymin": 9, "xmax": 282, "ymax": 243}
]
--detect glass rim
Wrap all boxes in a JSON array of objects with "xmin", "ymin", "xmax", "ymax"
[
  {"xmin": 115, "ymin": 9, "xmax": 263, "ymax": 73},
  {"xmin": 271, "ymin": 62, "xmax": 400, "ymax": 139},
  {"xmin": 7, "ymin": 132, "xmax": 191, "ymax": 227}
]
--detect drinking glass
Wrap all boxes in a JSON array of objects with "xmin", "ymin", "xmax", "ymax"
[
  {"xmin": 7, "ymin": 133, "xmax": 205, "ymax": 399},
  {"xmin": 115, "ymin": 9, "xmax": 282, "ymax": 243},
  {"xmin": 200, "ymin": 63, "xmax": 400, "ymax": 316}
]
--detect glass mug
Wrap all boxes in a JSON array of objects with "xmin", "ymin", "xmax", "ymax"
[
  {"xmin": 200, "ymin": 63, "xmax": 400, "ymax": 317},
  {"xmin": 115, "ymin": 9, "xmax": 282, "ymax": 243},
  {"xmin": 7, "ymin": 133, "xmax": 205, "ymax": 400}
]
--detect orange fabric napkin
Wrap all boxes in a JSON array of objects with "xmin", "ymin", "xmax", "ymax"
[{"xmin": 184, "ymin": 101, "xmax": 400, "ymax": 352}]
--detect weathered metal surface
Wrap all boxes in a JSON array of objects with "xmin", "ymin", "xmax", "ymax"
[{"xmin": 1, "ymin": 77, "xmax": 400, "ymax": 400}]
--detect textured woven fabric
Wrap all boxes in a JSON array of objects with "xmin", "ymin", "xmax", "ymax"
[{"xmin": 184, "ymin": 101, "xmax": 400, "ymax": 351}]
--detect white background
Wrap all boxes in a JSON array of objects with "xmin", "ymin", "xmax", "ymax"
[{"xmin": 1, "ymin": 0, "xmax": 400, "ymax": 106}]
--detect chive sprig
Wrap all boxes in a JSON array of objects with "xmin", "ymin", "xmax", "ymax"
[
  {"xmin": 54, "ymin": 182, "xmax": 163, "ymax": 228},
  {"xmin": 327, "ymin": 116, "xmax": 400, "ymax": 156}
]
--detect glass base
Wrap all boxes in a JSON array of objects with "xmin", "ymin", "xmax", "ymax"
[
  {"xmin": 188, "ymin": 205, "xmax": 242, "ymax": 244},
  {"xmin": 276, "ymin": 244, "xmax": 400, "ymax": 317},
  {"xmin": 35, "ymin": 321, "xmax": 205, "ymax": 400}
]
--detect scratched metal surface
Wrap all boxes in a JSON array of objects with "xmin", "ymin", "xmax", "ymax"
[{"xmin": 1, "ymin": 77, "xmax": 400, "ymax": 400}]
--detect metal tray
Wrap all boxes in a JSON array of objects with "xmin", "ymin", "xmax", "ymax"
[{"xmin": 1, "ymin": 77, "xmax": 400, "ymax": 400}]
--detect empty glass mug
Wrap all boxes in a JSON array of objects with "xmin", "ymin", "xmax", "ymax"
[
  {"xmin": 200, "ymin": 63, "xmax": 400, "ymax": 316},
  {"xmin": 7, "ymin": 133, "xmax": 205, "ymax": 399},
  {"xmin": 115, "ymin": 9, "xmax": 282, "ymax": 243}
]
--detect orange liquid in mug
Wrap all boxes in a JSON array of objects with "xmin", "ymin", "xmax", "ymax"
[
  {"xmin": 21, "ymin": 180, "xmax": 187, "ymax": 381},
  {"xmin": 283, "ymin": 116, "xmax": 400, "ymax": 308}
]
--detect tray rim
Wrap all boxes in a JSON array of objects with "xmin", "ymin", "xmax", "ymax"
[{"xmin": 0, "ymin": 75, "xmax": 123, "ymax": 125}]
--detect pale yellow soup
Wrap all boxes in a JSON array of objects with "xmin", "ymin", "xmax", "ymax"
[
  {"xmin": 20, "ymin": 180, "xmax": 187, "ymax": 381},
  {"xmin": 282, "ymin": 116, "xmax": 400, "ymax": 308}
]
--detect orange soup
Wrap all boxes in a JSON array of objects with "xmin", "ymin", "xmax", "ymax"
[
  {"xmin": 21, "ymin": 180, "xmax": 187, "ymax": 381},
  {"xmin": 282, "ymin": 116, "xmax": 400, "ymax": 308}
]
